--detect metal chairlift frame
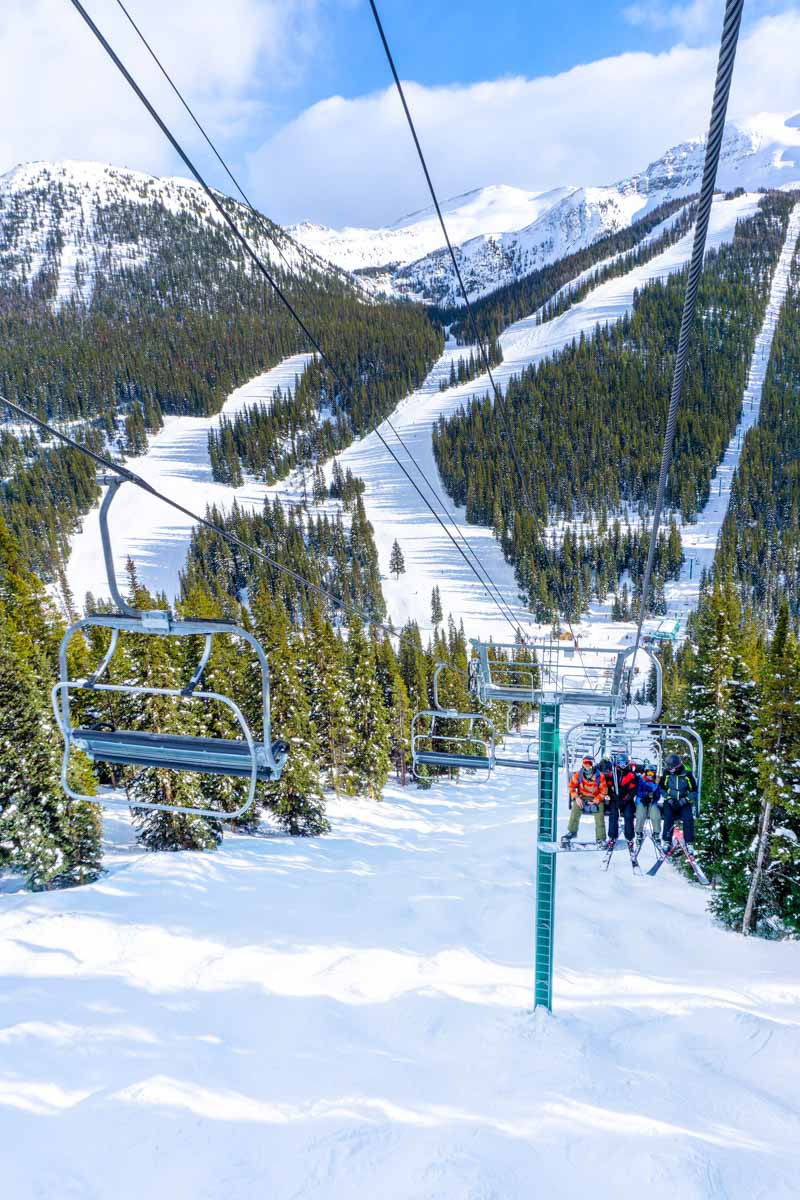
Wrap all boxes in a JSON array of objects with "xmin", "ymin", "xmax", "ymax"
[
  {"xmin": 52, "ymin": 477, "xmax": 288, "ymax": 818},
  {"xmin": 411, "ymin": 662, "xmax": 540, "ymax": 778},
  {"xmin": 563, "ymin": 718, "xmax": 704, "ymax": 813},
  {"xmin": 470, "ymin": 637, "xmax": 661, "ymax": 715}
]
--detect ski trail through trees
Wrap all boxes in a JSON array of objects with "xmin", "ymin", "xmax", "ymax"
[{"xmin": 664, "ymin": 201, "xmax": 800, "ymax": 619}]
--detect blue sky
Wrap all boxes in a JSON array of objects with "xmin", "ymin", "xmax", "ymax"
[
  {"xmin": 255, "ymin": 0, "xmax": 793, "ymax": 131},
  {"xmin": 2, "ymin": 0, "xmax": 799, "ymax": 226}
]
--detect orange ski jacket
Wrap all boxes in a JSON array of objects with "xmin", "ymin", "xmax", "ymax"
[{"xmin": 569, "ymin": 768, "xmax": 608, "ymax": 804}]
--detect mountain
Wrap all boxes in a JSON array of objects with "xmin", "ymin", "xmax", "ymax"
[
  {"xmin": 289, "ymin": 112, "xmax": 800, "ymax": 306},
  {"xmin": 0, "ymin": 159, "xmax": 348, "ymax": 310},
  {"xmin": 289, "ymin": 183, "xmax": 574, "ymax": 275}
]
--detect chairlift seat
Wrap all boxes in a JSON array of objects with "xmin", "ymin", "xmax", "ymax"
[
  {"xmin": 73, "ymin": 728, "xmax": 289, "ymax": 780},
  {"xmin": 413, "ymin": 750, "xmax": 494, "ymax": 772}
]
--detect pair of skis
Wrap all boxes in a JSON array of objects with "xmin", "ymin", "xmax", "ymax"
[
  {"xmin": 557, "ymin": 830, "xmax": 710, "ymax": 886},
  {"xmin": 646, "ymin": 829, "xmax": 710, "ymax": 886},
  {"xmin": 602, "ymin": 837, "xmax": 641, "ymax": 875}
]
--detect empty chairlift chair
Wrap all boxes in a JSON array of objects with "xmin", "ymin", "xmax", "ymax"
[
  {"xmin": 51, "ymin": 478, "xmax": 289, "ymax": 818},
  {"xmin": 411, "ymin": 661, "xmax": 496, "ymax": 778}
]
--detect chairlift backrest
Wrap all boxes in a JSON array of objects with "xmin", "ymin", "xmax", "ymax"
[{"xmin": 52, "ymin": 477, "xmax": 288, "ymax": 819}]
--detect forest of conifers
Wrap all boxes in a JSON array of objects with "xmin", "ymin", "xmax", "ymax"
[{"xmin": 432, "ymin": 193, "xmax": 795, "ymax": 615}]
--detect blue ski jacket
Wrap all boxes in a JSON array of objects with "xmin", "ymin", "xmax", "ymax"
[{"xmin": 635, "ymin": 775, "xmax": 662, "ymax": 805}]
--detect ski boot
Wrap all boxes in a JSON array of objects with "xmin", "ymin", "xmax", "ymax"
[{"xmin": 560, "ymin": 832, "xmax": 576, "ymax": 849}]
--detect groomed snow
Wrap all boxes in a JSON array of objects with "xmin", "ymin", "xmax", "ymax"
[
  {"xmin": 665, "ymin": 201, "xmax": 800, "ymax": 616},
  {"xmin": 66, "ymin": 193, "xmax": 757, "ymax": 639},
  {"xmin": 66, "ymin": 354, "xmax": 312, "ymax": 609},
  {"xmin": 2, "ymin": 779, "xmax": 799, "ymax": 1198}
]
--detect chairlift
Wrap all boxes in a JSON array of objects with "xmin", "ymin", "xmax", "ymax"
[
  {"xmin": 411, "ymin": 709, "xmax": 496, "ymax": 778},
  {"xmin": 563, "ymin": 718, "xmax": 703, "ymax": 813},
  {"xmin": 410, "ymin": 662, "xmax": 539, "ymax": 778},
  {"xmin": 52, "ymin": 477, "xmax": 289, "ymax": 819},
  {"xmin": 469, "ymin": 637, "xmax": 660, "ymax": 713}
]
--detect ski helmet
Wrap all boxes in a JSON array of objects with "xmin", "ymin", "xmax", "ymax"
[
  {"xmin": 581, "ymin": 756, "xmax": 594, "ymax": 775},
  {"xmin": 599, "ymin": 758, "xmax": 612, "ymax": 773},
  {"xmin": 665, "ymin": 753, "xmax": 682, "ymax": 772}
]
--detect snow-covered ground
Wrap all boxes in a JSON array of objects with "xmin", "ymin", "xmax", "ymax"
[
  {"xmin": 66, "ymin": 193, "xmax": 758, "ymax": 638},
  {"xmin": 67, "ymin": 354, "xmax": 312, "ymax": 609},
  {"xmin": 323, "ymin": 193, "xmax": 759, "ymax": 639},
  {"xmin": 9, "ymin": 192, "xmax": 800, "ymax": 1200},
  {"xmin": 2, "ymin": 779, "xmax": 799, "ymax": 1199},
  {"xmin": 664, "ymin": 201, "xmax": 800, "ymax": 617}
]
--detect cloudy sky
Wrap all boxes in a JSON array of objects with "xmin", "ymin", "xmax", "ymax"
[{"xmin": 1, "ymin": 0, "xmax": 799, "ymax": 227}]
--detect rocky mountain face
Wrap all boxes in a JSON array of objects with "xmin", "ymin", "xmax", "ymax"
[{"xmin": 289, "ymin": 113, "xmax": 800, "ymax": 306}]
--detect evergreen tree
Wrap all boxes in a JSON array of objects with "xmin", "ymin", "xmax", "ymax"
[
  {"xmin": 251, "ymin": 587, "xmax": 328, "ymax": 835},
  {"xmin": 0, "ymin": 619, "xmax": 101, "ymax": 888},
  {"xmin": 746, "ymin": 603, "xmax": 800, "ymax": 934},
  {"xmin": 346, "ymin": 616, "xmax": 390, "ymax": 799},
  {"xmin": 689, "ymin": 584, "xmax": 760, "ymax": 918},
  {"xmin": 431, "ymin": 585, "xmax": 443, "ymax": 626},
  {"xmin": 389, "ymin": 538, "xmax": 406, "ymax": 580}
]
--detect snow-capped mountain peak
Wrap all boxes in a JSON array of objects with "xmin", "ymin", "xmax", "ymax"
[
  {"xmin": 0, "ymin": 159, "xmax": 337, "ymax": 310},
  {"xmin": 289, "ymin": 112, "xmax": 800, "ymax": 306}
]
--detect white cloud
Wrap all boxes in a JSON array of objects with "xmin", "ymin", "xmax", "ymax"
[
  {"xmin": 0, "ymin": 0, "xmax": 321, "ymax": 180},
  {"xmin": 248, "ymin": 10, "xmax": 800, "ymax": 228},
  {"xmin": 622, "ymin": 0, "xmax": 722, "ymax": 38},
  {"xmin": 622, "ymin": 0, "xmax": 794, "ymax": 39}
]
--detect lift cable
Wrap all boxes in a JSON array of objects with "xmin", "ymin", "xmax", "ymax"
[
  {"xmin": 0, "ymin": 392, "xmax": 452, "ymax": 654},
  {"xmin": 113, "ymin": 0, "xmax": 315, "ymax": 284},
  {"xmin": 65, "ymin": 0, "xmax": 527, "ymax": 645},
  {"xmin": 367, "ymin": 0, "xmax": 593, "ymax": 680},
  {"xmin": 118, "ymin": 0, "xmax": 527, "ymax": 640},
  {"xmin": 631, "ymin": 0, "xmax": 744, "ymax": 669},
  {"xmin": 383, "ymin": 415, "xmax": 534, "ymax": 636}
]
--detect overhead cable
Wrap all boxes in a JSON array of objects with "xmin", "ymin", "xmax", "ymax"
[
  {"xmin": 67, "ymin": 0, "xmax": 525, "ymax": 644},
  {"xmin": 367, "ymin": 0, "xmax": 591, "ymax": 671},
  {"xmin": 631, "ymin": 0, "xmax": 744, "ymax": 669}
]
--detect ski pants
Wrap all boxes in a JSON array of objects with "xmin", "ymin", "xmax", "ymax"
[
  {"xmin": 662, "ymin": 799, "xmax": 695, "ymax": 844},
  {"xmin": 635, "ymin": 801, "xmax": 662, "ymax": 838},
  {"xmin": 608, "ymin": 797, "xmax": 635, "ymax": 841},
  {"xmin": 567, "ymin": 798, "xmax": 606, "ymax": 840}
]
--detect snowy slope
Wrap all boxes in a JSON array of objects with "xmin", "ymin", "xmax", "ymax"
[
  {"xmin": 288, "ymin": 183, "xmax": 575, "ymax": 272},
  {"xmin": 2, "ymin": 776, "xmax": 799, "ymax": 1198},
  {"xmin": 66, "ymin": 192, "xmax": 757, "ymax": 637},
  {"xmin": 663, "ymin": 201, "xmax": 800, "ymax": 619},
  {"xmin": 291, "ymin": 113, "xmax": 800, "ymax": 304},
  {"xmin": 67, "ymin": 354, "xmax": 312, "ymax": 608}
]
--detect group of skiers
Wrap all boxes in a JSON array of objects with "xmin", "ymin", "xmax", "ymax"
[{"xmin": 564, "ymin": 750, "xmax": 699, "ymax": 856}]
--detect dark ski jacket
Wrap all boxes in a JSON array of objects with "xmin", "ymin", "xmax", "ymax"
[{"xmin": 660, "ymin": 765, "xmax": 698, "ymax": 808}]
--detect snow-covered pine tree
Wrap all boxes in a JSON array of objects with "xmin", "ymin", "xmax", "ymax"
[
  {"xmin": 373, "ymin": 631, "xmax": 411, "ymax": 784},
  {"xmin": 745, "ymin": 603, "xmax": 800, "ymax": 935},
  {"xmin": 431, "ymin": 585, "xmax": 443, "ymax": 626},
  {"xmin": 0, "ymin": 617, "xmax": 101, "ymax": 888},
  {"xmin": 689, "ymin": 584, "xmax": 760, "ymax": 917},
  {"xmin": 303, "ymin": 604, "xmax": 358, "ymax": 796},
  {"xmin": 250, "ymin": 587, "xmax": 328, "ymax": 835},
  {"xmin": 389, "ymin": 538, "xmax": 406, "ymax": 581},
  {"xmin": 346, "ymin": 615, "xmax": 390, "ymax": 799}
]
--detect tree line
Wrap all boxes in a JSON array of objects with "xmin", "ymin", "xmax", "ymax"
[
  {"xmin": 662, "ymin": 581, "xmax": 800, "ymax": 938},
  {"xmin": 432, "ymin": 193, "xmax": 795, "ymax": 616},
  {"xmin": 715, "ymin": 235, "xmax": 800, "ymax": 620},
  {"xmin": 0, "ymin": 182, "xmax": 442, "ymax": 580}
]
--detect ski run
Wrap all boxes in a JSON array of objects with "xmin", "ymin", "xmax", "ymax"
[{"xmin": 6, "ymin": 192, "xmax": 800, "ymax": 1198}]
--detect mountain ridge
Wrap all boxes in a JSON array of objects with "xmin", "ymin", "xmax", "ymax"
[{"xmin": 289, "ymin": 112, "xmax": 800, "ymax": 305}]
